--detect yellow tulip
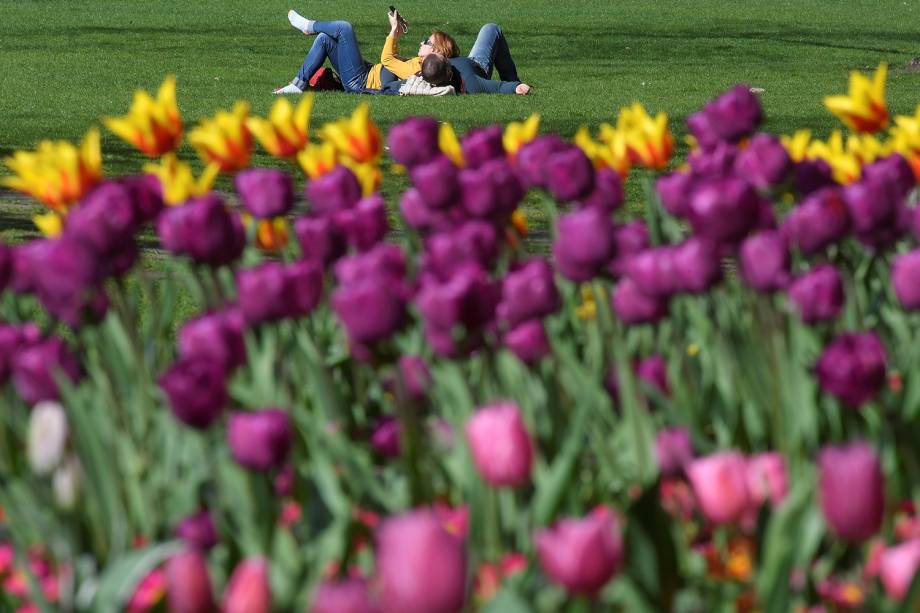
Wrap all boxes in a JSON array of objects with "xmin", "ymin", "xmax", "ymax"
[
  {"xmin": 143, "ymin": 153, "xmax": 218, "ymax": 205},
  {"xmin": 806, "ymin": 130, "xmax": 862, "ymax": 184},
  {"xmin": 33, "ymin": 212, "xmax": 64, "ymax": 238},
  {"xmin": 438, "ymin": 122, "xmax": 465, "ymax": 168},
  {"xmin": 297, "ymin": 141, "xmax": 339, "ymax": 179},
  {"xmin": 189, "ymin": 101, "xmax": 253, "ymax": 173},
  {"xmin": 104, "ymin": 75, "xmax": 183, "ymax": 157},
  {"xmin": 823, "ymin": 62, "xmax": 888, "ymax": 133},
  {"xmin": 617, "ymin": 102, "xmax": 674, "ymax": 170},
  {"xmin": 889, "ymin": 104, "xmax": 920, "ymax": 180},
  {"xmin": 781, "ymin": 129, "xmax": 812, "ymax": 162},
  {"xmin": 503, "ymin": 113, "xmax": 540, "ymax": 158},
  {"xmin": 2, "ymin": 128, "xmax": 102, "ymax": 212},
  {"xmin": 320, "ymin": 103, "xmax": 382, "ymax": 165},
  {"xmin": 247, "ymin": 94, "xmax": 313, "ymax": 158},
  {"xmin": 574, "ymin": 126, "xmax": 630, "ymax": 178},
  {"xmin": 341, "ymin": 159, "xmax": 382, "ymax": 197}
]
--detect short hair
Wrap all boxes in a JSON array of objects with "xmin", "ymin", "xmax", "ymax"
[
  {"xmin": 429, "ymin": 30, "xmax": 459, "ymax": 58},
  {"xmin": 421, "ymin": 54, "xmax": 453, "ymax": 86}
]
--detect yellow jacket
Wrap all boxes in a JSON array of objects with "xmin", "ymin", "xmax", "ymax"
[{"xmin": 365, "ymin": 35, "xmax": 423, "ymax": 89}]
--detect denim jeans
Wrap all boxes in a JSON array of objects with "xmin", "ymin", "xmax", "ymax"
[
  {"xmin": 294, "ymin": 21, "xmax": 370, "ymax": 92},
  {"xmin": 467, "ymin": 23, "xmax": 519, "ymax": 82}
]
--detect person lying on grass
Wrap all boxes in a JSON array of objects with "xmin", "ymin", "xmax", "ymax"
[
  {"xmin": 274, "ymin": 9, "xmax": 458, "ymax": 94},
  {"xmin": 421, "ymin": 23, "xmax": 531, "ymax": 95}
]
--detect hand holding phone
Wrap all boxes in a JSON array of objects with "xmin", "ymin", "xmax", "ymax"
[{"xmin": 388, "ymin": 5, "xmax": 408, "ymax": 33}]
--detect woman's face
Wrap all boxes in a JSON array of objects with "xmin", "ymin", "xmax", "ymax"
[{"xmin": 418, "ymin": 36, "xmax": 435, "ymax": 58}]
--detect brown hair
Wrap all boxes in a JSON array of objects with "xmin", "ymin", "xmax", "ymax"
[
  {"xmin": 429, "ymin": 29, "xmax": 459, "ymax": 58},
  {"xmin": 421, "ymin": 54, "xmax": 453, "ymax": 86}
]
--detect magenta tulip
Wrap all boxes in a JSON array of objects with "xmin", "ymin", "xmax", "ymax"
[
  {"xmin": 788, "ymin": 264, "xmax": 844, "ymax": 323},
  {"xmin": 535, "ymin": 508, "xmax": 624, "ymax": 594},
  {"xmin": 879, "ymin": 540, "xmax": 920, "ymax": 601},
  {"xmin": 892, "ymin": 250, "xmax": 920, "ymax": 309},
  {"xmin": 686, "ymin": 451, "xmax": 751, "ymax": 525},
  {"xmin": 746, "ymin": 453, "xmax": 788, "ymax": 508},
  {"xmin": 466, "ymin": 402, "xmax": 534, "ymax": 486},
  {"xmin": 818, "ymin": 442, "xmax": 884, "ymax": 542},
  {"xmin": 227, "ymin": 409, "xmax": 292, "ymax": 471},
  {"xmin": 655, "ymin": 427, "xmax": 693, "ymax": 476},
  {"xmin": 224, "ymin": 558, "xmax": 271, "ymax": 613},
  {"xmin": 815, "ymin": 332, "xmax": 887, "ymax": 408},
  {"xmin": 311, "ymin": 578, "xmax": 379, "ymax": 613},
  {"xmin": 165, "ymin": 548, "xmax": 214, "ymax": 613}
]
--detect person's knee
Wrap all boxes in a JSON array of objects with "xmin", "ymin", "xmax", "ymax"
[
  {"xmin": 480, "ymin": 23, "xmax": 502, "ymax": 35},
  {"xmin": 330, "ymin": 20, "xmax": 353, "ymax": 32}
]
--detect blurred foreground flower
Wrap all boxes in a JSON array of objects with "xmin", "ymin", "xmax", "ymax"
[
  {"xmin": 466, "ymin": 402, "xmax": 534, "ymax": 487},
  {"xmin": 535, "ymin": 508, "xmax": 624, "ymax": 594},
  {"xmin": 823, "ymin": 62, "xmax": 888, "ymax": 133},
  {"xmin": 321, "ymin": 102, "xmax": 382, "ymax": 165},
  {"xmin": 104, "ymin": 75, "xmax": 183, "ymax": 156},
  {"xmin": 618, "ymin": 102, "xmax": 674, "ymax": 170},
  {"xmin": 143, "ymin": 154, "xmax": 218, "ymax": 205},
  {"xmin": 818, "ymin": 441, "xmax": 884, "ymax": 542},
  {"xmin": 224, "ymin": 558, "xmax": 271, "ymax": 613},
  {"xmin": 247, "ymin": 94, "xmax": 313, "ymax": 158},
  {"xmin": 188, "ymin": 101, "xmax": 253, "ymax": 173},
  {"xmin": 503, "ymin": 112, "xmax": 541, "ymax": 159},
  {"xmin": 28, "ymin": 401, "xmax": 68, "ymax": 475}
]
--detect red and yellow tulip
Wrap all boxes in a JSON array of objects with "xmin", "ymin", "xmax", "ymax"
[
  {"xmin": 143, "ymin": 153, "xmax": 218, "ymax": 205},
  {"xmin": 104, "ymin": 76, "xmax": 183, "ymax": 157},
  {"xmin": 1, "ymin": 128, "xmax": 102, "ymax": 213},
  {"xmin": 188, "ymin": 101, "xmax": 253, "ymax": 173},
  {"xmin": 781, "ymin": 129, "xmax": 812, "ymax": 162},
  {"xmin": 297, "ymin": 141, "xmax": 339, "ymax": 179},
  {"xmin": 247, "ymin": 94, "xmax": 313, "ymax": 159},
  {"xmin": 617, "ymin": 102, "xmax": 674, "ymax": 170},
  {"xmin": 823, "ymin": 62, "xmax": 889, "ymax": 133},
  {"xmin": 243, "ymin": 214, "xmax": 289, "ymax": 252},
  {"xmin": 342, "ymin": 159, "xmax": 382, "ymax": 196},
  {"xmin": 575, "ymin": 125, "xmax": 631, "ymax": 178},
  {"xmin": 805, "ymin": 130, "xmax": 887, "ymax": 184},
  {"xmin": 320, "ymin": 103, "xmax": 382, "ymax": 165},
  {"xmin": 439, "ymin": 122, "xmax": 465, "ymax": 168},
  {"xmin": 503, "ymin": 113, "xmax": 541, "ymax": 159},
  {"xmin": 890, "ymin": 104, "xmax": 920, "ymax": 180}
]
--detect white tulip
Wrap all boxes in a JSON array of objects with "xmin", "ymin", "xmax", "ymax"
[
  {"xmin": 28, "ymin": 401, "xmax": 68, "ymax": 475},
  {"xmin": 53, "ymin": 456, "xmax": 82, "ymax": 510}
]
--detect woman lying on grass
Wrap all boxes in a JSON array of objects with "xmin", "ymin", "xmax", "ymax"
[{"xmin": 275, "ymin": 10, "xmax": 530, "ymax": 95}]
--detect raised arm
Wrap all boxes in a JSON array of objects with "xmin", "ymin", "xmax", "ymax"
[{"xmin": 380, "ymin": 12, "xmax": 422, "ymax": 79}]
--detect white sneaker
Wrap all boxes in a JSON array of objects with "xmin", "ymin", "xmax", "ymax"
[{"xmin": 273, "ymin": 82, "xmax": 304, "ymax": 94}]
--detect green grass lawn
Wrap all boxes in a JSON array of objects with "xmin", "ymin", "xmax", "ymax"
[{"xmin": 1, "ymin": 0, "xmax": 920, "ymax": 242}]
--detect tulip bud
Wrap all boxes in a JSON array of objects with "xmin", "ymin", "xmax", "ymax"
[
  {"xmin": 688, "ymin": 177, "xmax": 760, "ymax": 244},
  {"xmin": 546, "ymin": 147, "xmax": 595, "ymax": 202},
  {"xmin": 739, "ymin": 230, "xmax": 790, "ymax": 292},
  {"xmin": 0, "ymin": 323, "xmax": 39, "ymax": 385},
  {"xmin": 183, "ymin": 194, "xmax": 245, "ymax": 266},
  {"xmin": 636, "ymin": 355, "xmax": 669, "ymax": 396},
  {"xmin": 178, "ymin": 309, "xmax": 246, "ymax": 373},
  {"xmin": 788, "ymin": 264, "xmax": 844, "ymax": 323},
  {"xmin": 295, "ymin": 215, "xmax": 347, "ymax": 265},
  {"xmin": 370, "ymin": 416, "xmax": 401, "ymax": 458},
  {"xmin": 410, "ymin": 155, "xmax": 460, "ymax": 210},
  {"xmin": 746, "ymin": 452, "xmax": 788, "ymax": 508},
  {"xmin": 52, "ymin": 455, "xmax": 81, "ymax": 509},
  {"xmin": 497, "ymin": 258, "xmax": 560, "ymax": 328},
  {"xmin": 12, "ymin": 336, "xmax": 81, "ymax": 405},
  {"xmin": 504, "ymin": 319, "xmax": 551, "ymax": 364},
  {"xmin": 607, "ymin": 221, "xmax": 650, "ymax": 278},
  {"xmin": 514, "ymin": 134, "xmax": 568, "ymax": 189},
  {"xmin": 284, "ymin": 260, "xmax": 324, "ymax": 318},
  {"xmin": 535, "ymin": 509, "xmax": 624, "ymax": 594},
  {"xmin": 686, "ymin": 451, "xmax": 750, "ymax": 525},
  {"xmin": 466, "ymin": 403, "xmax": 534, "ymax": 487},
  {"xmin": 376, "ymin": 511, "xmax": 467, "ymax": 613},
  {"xmin": 611, "ymin": 278, "xmax": 669, "ymax": 325},
  {"xmin": 159, "ymin": 357, "xmax": 227, "ymax": 429},
  {"xmin": 28, "ymin": 401, "xmax": 68, "ymax": 476},
  {"xmin": 121, "ymin": 173, "xmax": 165, "ymax": 223},
  {"xmin": 227, "ymin": 409, "xmax": 292, "ymax": 471},
  {"xmin": 733, "ymin": 133, "xmax": 791, "ymax": 189},
  {"xmin": 815, "ymin": 332, "xmax": 887, "ymax": 408},
  {"xmin": 792, "ymin": 159, "xmax": 835, "ymax": 196},
  {"xmin": 0, "ymin": 242, "xmax": 10, "ymax": 292},
  {"xmin": 818, "ymin": 441, "xmax": 884, "ymax": 542},
  {"xmin": 656, "ymin": 172, "xmax": 695, "ymax": 218},
  {"xmin": 236, "ymin": 168, "xmax": 293, "ymax": 219},
  {"xmin": 461, "ymin": 125, "xmax": 505, "ymax": 169},
  {"xmin": 844, "ymin": 177, "xmax": 902, "ymax": 248},
  {"xmin": 879, "ymin": 540, "xmax": 920, "ymax": 601},
  {"xmin": 67, "ymin": 181, "xmax": 138, "ymax": 259},
  {"xmin": 655, "ymin": 427, "xmax": 693, "ymax": 476},
  {"xmin": 624, "ymin": 246, "xmax": 678, "ymax": 298},
  {"xmin": 175, "ymin": 511, "xmax": 218, "ymax": 551},
  {"xmin": 863, "ymin": 154, "xmax": 916, "ymax": 200},
  {"xmin": 224, "ymin": 558, "xmax": 271, "ymax": 613},
  {"xmin": 166, "ymin": 548, "xmax": 215, "ymax": 613},
  {"xmin": 672, "ymin": 238, "xmax": 722, "ymax": 293},
  {"xmin": 579, "ymin": 167, "xmax": 624, "ymax": 212},
  {"xmin": 388, "ymin": 116, "xmax": 441, "ymax": 168},
  {"xmin": 892, "ymin": 250, "xmax": 920, "ymax": 310},
  {"xmin": 688, "ymin": 141, "xmax": 738, "ymax": 178},
  {"xmin": 781, "ymin": 187, "xmax": 850, "ymax": 254},
  {"xmin": 423, "ymin": 222, "xmax": 498, "ymax": 281},
  {"xmin": 397, "ymin": 355, "xmax": 432, "ymax": 403},
  {"xmin": 306, "ymin": 165, "xmax": 362, "ymax": 215},
  {"xmin": 698, "ymin": 84, "xmax": 763, "ymax": 143},
  {"xmin": 553, "ymin": 207, "xmax": 616, "ymax": 281},
  {"xmin": 332, "ymin": 279, "xmax": 407, "ymax": 345},
  {"xmin": 337, "ymin": 194, "xmax": 389, "ymax": 251},
  {"xmin": 311, "ymin": 577, "xmax": 379, "ymax": 613}
]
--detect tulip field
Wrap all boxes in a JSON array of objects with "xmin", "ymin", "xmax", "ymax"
[{"xmin": 5, "ymin": 2, "xmax": 920, "ymax": 613}]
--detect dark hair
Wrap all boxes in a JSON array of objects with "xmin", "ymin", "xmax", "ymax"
[{"xmin": 421, "ymin": 54, "xmax": 453, "ymax": 86}]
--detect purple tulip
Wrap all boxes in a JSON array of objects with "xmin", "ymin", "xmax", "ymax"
[
  {"xmin": 236, "ymin": 168, "xmax": 293, "ymax": 219},
  {"xmin": 236, "ymin": 262, "xmax": 290, "ymax": 324},
  {"xmin": 295, "ymin": 215, "xmax": 347, "ymax": 265},
  {"xmin": 332, "ymin": 279, "xmax": 407, "ymax": 345},
  {"xmin": 67, "ymin": 181, "xmax": 138, "ymax": 258},
  {"xmin": 656, "ymin": 172, "xmax": 695, "ymax": 218},
  {"xmin": 739, "ymin": 230, "xmax": 790, "ymax": 292},
  {"xmin": 892, "ymin": 250, "xmax": 920, "ymax": 309},
  {"xmin": 11, "ymin": 336, "xmax": 81, "ymax": 405},
  {"xmin": 688, "ymin": 142, "xmax": 738, "ymax": 178},
  {"xmin": 178, "ymin": 309, "xmax": 246, "ymax": 372},
  {"xmin": 535, "ymin": 509, "xmax": 624, "ymax": 595},
  {"xmin": 781, "ymin": 187, "xmax": 850, "ymax": 254},
  {"xmin": 284, "ymin": 260, "xmax": 324, "ymax": 317},
  {"xmin": 388, "ymin": 116, "xmax": 440, "ymax": 168},
  {"xmin": 175, "ymin": 511, "xmax": 218, "ymax": 551},
  {"xmin": 553, "ymin": 207, "xmax": 616, "ymax": 281},
  {"xmin": 636, "ymin": 355, "xmax": 669, "ymax": 396},
  {"xmin": 579, "ymin": 167, "xmax": 624, "ymax": 212},
  {"xmin": 227, "ymin": 409, "xmax": 293, "ymax": 471},
  {"xmin": 397, "ymin": 355, "xmax": 431, "ymax": 402},
  {"xmin": 159, "ymin": 357, "xmax": 227, "ymax": 429},
  {"xmin": 504, "ymin": 319, "xmax": 552, "ymax": 364},
  {"xmin": 376, "ymin": 511, "xmax": 467, "ymax": 613},
  {"xmin": 497, "ymin": 258, "xmax": 560, "ymax": 328},
  {"xmin": 334, "ymin": 244, "xmax": 407, "ymax": 285},
  {"xmin": 815, "ymin": 332, "xmax": 887, "ymax": 408},
  {"xmin": 335, "ymin": 193, "xmax": 388, "ymax": 251},
  {"xmin": 461, "ymin": 125, "xmax": 505, "ymax": 169},
  {"xmin": 844, "ymin": 176, "xmax": 903, "ymax": 248},
  {"xmin": 688, "ymin": 177, "xmax": 760, "ymax": 244},
  {"xmin": 863, "ymin": 154, "xmax": 915, "ymax": 200},
  {"xmin": 28, "ymin": 236, "xmax": 101, "ymax": 304},
  {"xmin": 399, "ymin": 188, "xmax": 439, "ymax": 232},
  {"xmin": 422, "ymin": 222, "xmax": 498, "ymax": 281},
  {"xmin": 818, "ymin": 442, "xmax": 884, "ymax": 542},
  {"xmin": 625, "ymin": 246, "xmax": 678, "ymax": 298},
  {"xmin": 162, "ymin": 194, "xmax": 244, "ymax": 266},
  {"xmin": 734, "ymin": 133, "xmax": 792, "ymax": 189},
  {"xmin": 612, "ymin": 278, "xmax": 669, "ymax": 325},
  {"xmin": 165, "ymin": 548, "xmax": 215, "ymax": 613},
  {"xmin": 793, "ymin": 159, "xmax": 836, "ymax": 196},
  {"xmin": 410, "ymin": 155, "xmax": 460, "ymax": 210},
  {"xmin": 459, "ymin": 160, "xmax": 524, "ymax": 220},
  {"xmin": 371, "ymin": 417, "xmax": 401, "ymax": 458},
  {"xmin": 788, "ymin": 264, "xmax": 844, "ymax": 323},
  {"xmin": 514, "ymin": 134, "xmax": 569, "ymax": 189},
  {"xmin": 695, "ymin": 84, "xmax": 763, "ymax": 144},
  {"xmin": 546, "ymin": 147, "xmax": 595, "ymax": 202},
  {"xmin": 0, "ymin": 323, "xmax": 39, "ymax": 384},
  {"xmin": 608, "ymin": 221, "xmax": 650, "ymax": 278},
  {"xmin": 120, "ymin": 173, "xmax": 164, "ymax": 222},
  {"xmin": 480, "ymin": 159, "xmax": 525, "ymax": 215},
  {"xmin": 656, "ymin": 427, "xmax": 693, "ymax": 476},
  {"xmin": 417, "ymin": 264, "xmax": 500, "ymax": 333},
  {"xmin": 0, "ymin": 242, "xmax": 10, "ymax": 292},
  {"xmin": 686, "ymin": 111, "xmax": 720, "ymax": 151},
  {"xmin": 672, "ymin": 238, "xmax": 722, "ymax": 293},
  {"xmin": 686, "ymin": 451, "xmax": 751, "ymax": 525},
  {"xmin": 306, "ymin": 165, "xmax": 362, "ymax": 216},
  {"xmin": 311, "ymin": 578, "xmax": 379, "ymax": 613}
]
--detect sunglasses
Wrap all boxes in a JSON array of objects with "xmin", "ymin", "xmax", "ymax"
[{"xmin": 420, "ymin": 39, "xmax": 433, "ymax": 47}]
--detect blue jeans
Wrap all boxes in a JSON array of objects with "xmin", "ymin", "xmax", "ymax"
[
  {"xmin": 467, "ymin": 23, "xmax": 519, "ymax": 82},
  {"xmin": 294, "ymin": 21, "xmax": 370, "ymax": 92}
]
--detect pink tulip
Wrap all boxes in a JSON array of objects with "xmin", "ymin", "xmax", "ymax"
[
  {"xmin": 311, "ymin": 577, "xmax": 379, "ymax": 613},
  {"xmin": 166, "ymin": 548, "xmax": 215, "ymax": 613},
  {"xmin": 465, "ymin": 402, "xmax": 534, "ymax": 487},
  {"xmin": 535, "ymin": 508, "xmax": 624, "ymax": 594},
  {"xmin": 879, "ymin": 540, "xmax": 920, "ymax": 601},
  {"xmin": 375, "ymin": 510, "xmax": 467, "ymax": 613},
  {"xmin": 818, "ymin": 442, "xmax": 884, "ymax": 542},
  {"xmin": 746, "ymin": 452, "xmax": 788, "ymax": 508},
  {"xmin": 686, "ymin": 452, "xmax": 750, "ymax": 525},
  {"xmin": 224, "ymin": 558, "xmax": 271, "ymax": 613}
]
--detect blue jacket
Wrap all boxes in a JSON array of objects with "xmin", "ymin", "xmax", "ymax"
[{"xmin": 448, "ymin": 57, "xmax": 521, "ymax": 94}]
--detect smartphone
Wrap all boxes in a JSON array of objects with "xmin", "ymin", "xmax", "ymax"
[{"xmin": 389, "ymin": 5, "xmax": 408, "ymax": 33}]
